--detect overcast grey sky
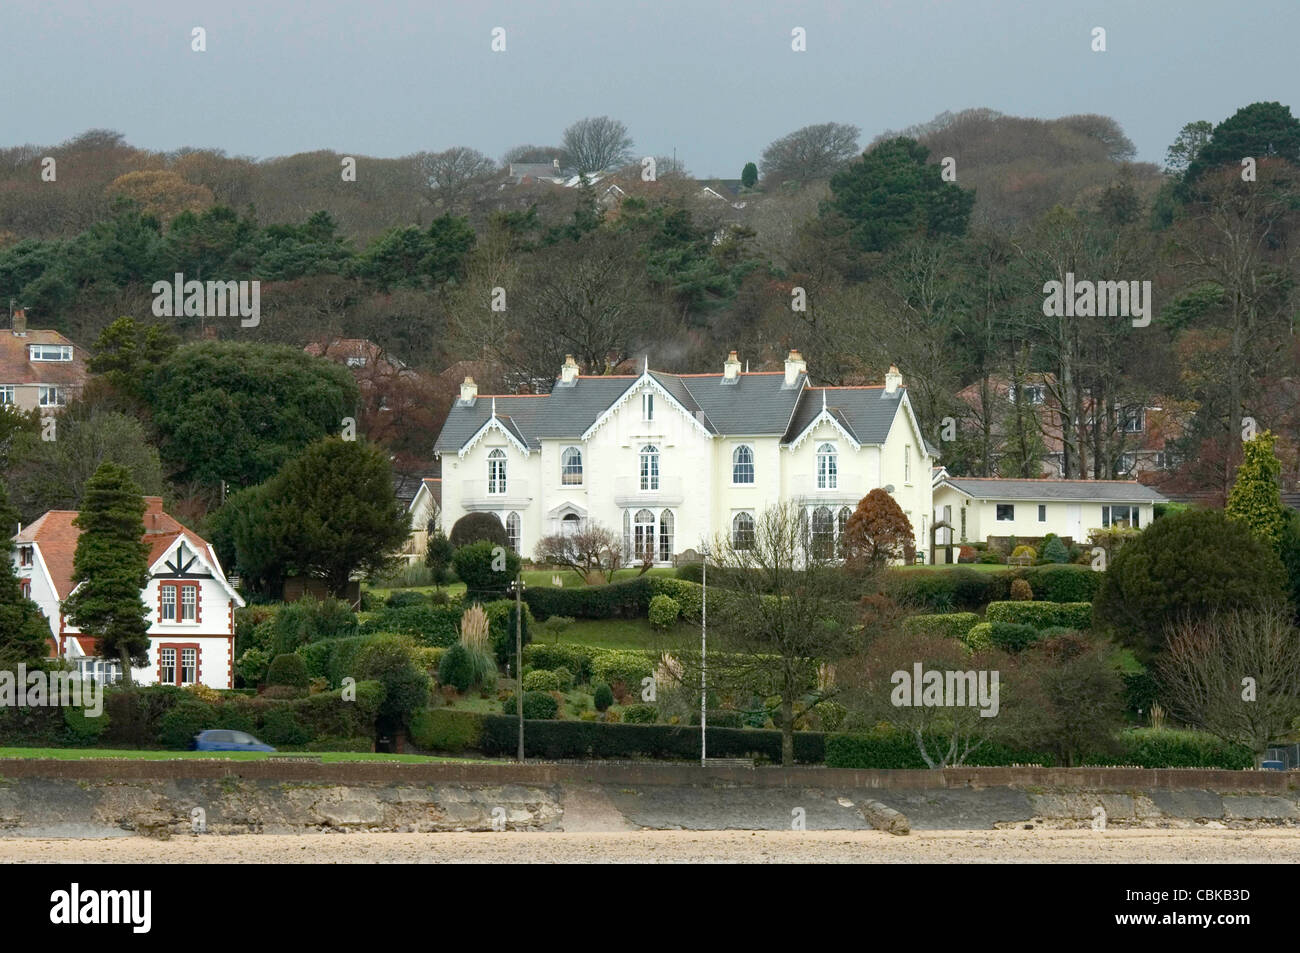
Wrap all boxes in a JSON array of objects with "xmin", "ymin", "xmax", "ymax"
[{"xmin": 4, "ymin": 0, "xmax": 1296, "ymax": 176}]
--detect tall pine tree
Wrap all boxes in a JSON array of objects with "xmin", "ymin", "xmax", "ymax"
[
  {"xmin": 0, "ymin": 481, "xmax": 52, "ymax": 665},
  {"xmin": 62, "ymin": 464, "xmax": 151, "ymax": 685}
]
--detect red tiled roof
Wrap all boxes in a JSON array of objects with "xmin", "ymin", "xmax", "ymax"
[
  {"xmin": 15, "ymin": 497, "xmax": 219, "ymax": 600},
  {"xmin": 0, "ymin": 329, "xmax": 88, "ymax": 387}
]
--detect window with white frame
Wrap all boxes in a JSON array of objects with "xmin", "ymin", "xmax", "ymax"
[
  {"xmin": 642, "ymin": 391, "xmax": 655, "ymax": 421},
  {"xmin": 29, "ymin": 344, "xmax": 73, "ymax": 362},
  {"xmin": 658, "ymin": 509, "xmax": 674, "ymax": 562},
  {"xmin": 180, "ymin": 648, "xmax": 197, "ymax": 685},
  {"xmin": 180, "ymin": 585, "xmax": 197, "ymax": 622},
  {"xmin": 811, "ymin": 506, "xmax": 835, "ymax": 559},
  {"xmin": 816, "ymin": 443, "xmax": 837, "ymax": 490},
  {"xmin": 732, "ymin": 445, "xmax": 754, "ymax": 484},
  {"xmin": 159, "ymin": 648, "xmax": 176, "ymax": 684},
  {"xmin": 633, "ymin": 509, "xmax": 656, "ymax": 562},
  {"xmin": 1038, "ymin": 504, "xmax": 1047, "ymax": 522},
  {"xmin": 639, "ymin": 445, "xmax": 659, "ymax": 490},
  {"xmin": 38, "ymin": 385, "xmax": 65, "ymax": 407},
  {"xmin": 1103, "ymin": 505, "xmax": 1140, "ymax": 529},
  {"xmin": 0, "ymin": 386, "xmax": 13, "ymax": 405},
  {"xmin": 487, "ymin": 449, "xmax": 507, "ymax": 494},
  {"xmin": 506, "ymin": 512, "xmax": 521, "ymax": 553},
  {"xmin": 1118, "ymin": 407, "xmax": 1145, "ymax": 433},
  {"xmin": 160, "ymin": 586, "xmax": 177, "ymax": 622},
  {"xmin": 905, "ymin": 446, "xmax": 912, "ymax": 483},
  {"xmin": 732, "ymin": 512, "xmax": 755, "ymax": 549},
  {"xmin": 561, "ymin": 446, "xmax": 583, "ymax": 485},
  {"xmin": 1010, "ymin": 384, "xmax": 1045, "ymax": 405}
]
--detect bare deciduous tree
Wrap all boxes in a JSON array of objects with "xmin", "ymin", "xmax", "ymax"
[
  {"xmin": 760, "ymin": 122, "xmax": 861, "ymax": 186},
  {"xmin": 1158, "ymin": 606, "xmax": 1300, "ymax": 765},
  {"xmin": 534, "ymin": 523, "xmax": 623, "ymax": 584},
  {"xmin": 412, "ymin": 146, "xmax": 498, "ymax": 215},
  {"xmin": 561, "ymin": 116, "xmax": 634, "ymax": 175}
]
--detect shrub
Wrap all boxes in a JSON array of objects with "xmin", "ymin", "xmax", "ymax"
[
  {"xmin": 296, "ymin": 634, "xmax": 375, "ymax": 688},
  {"xmin": 484, "ymin": 599, "xmax": 533, "ymax": 664},
  {"xmin": 235, "ymin": 647, "xmax": 271, "ymax": 687},
  {"xmin": 886, "ymin": 568, "xmax": 1010, "ymax": 612},
  {"xmin": 385, "ymin": 590, "xmax": 428, "ymax": 609},
  {"xmin": 1009, "ymin": 578, "xmax": 1033, "ymax": 601},
  {"xmin": 1089, "ymin": 728, "xmax": 1253, "ymax": 770},
  {"xmin": 266, "ymin": 653, "xmax": 310, "ymax": 688},
  {"xmin": 689, "ymin": 710, "xmax": 743, "ymax": 728},
  {"xmin": 452, "ymin": 541, "xmax": 520, "ymax": 599},
  {"xmin": 1021, "ymin": 565, "xmax": 1102, "ymax": 603},
  {"xmin": 622, "ymin": 704, "xmax": 659, "ymax": 724},
  {"xmin": 501, "ymin": 691, "xmax": 559, "ymax": 719},
  {"xmin": 63, "ymin": 704, "xmax": 109, "ymax": 745},
  {"xmin": 648, "ymin": 594, "xmax": 680, "ymax": 631},
  {"xmin": 964, "ymin": 622, "xmax": 993, "ymax": 650},
  {"xmin": 305, "ymin": 736, "xmax": 373, "ymax": 752},
  {"xmin": 523, "ymin": 643, "xmax": 596, "ymax": 683},
  {"xmin": 266, "ymin": 598, "xmax": 359, "ymax": 656},
  {"xmin": 988, "ymin": 621, "xmax": 1042, "ymax": 652},
  {"xmin": 356, "ymin": 635, "xmax": 432, "ymax": 729},
  {"xmin": 825, "ymin": 728, "xmax": 1049, "ymax": 768},
  {"xmin": 977, "ymin": 552, "xmax": 1005, "ymax": 564},
  {"xmin": 409, "ymin": 709, "xmax": 483, "ymax": 753},
  {"xmin": 550, "ymin": 666, "xmax": 575, "ymax": 692},
  {"xmin": 1094, "ymin": 508, "xmax": 1290, "ymax": 661},
  {"xmin": 1041, "ymin": 535, "xmax": 1070, "ymax": 564},
  {"xmin": 985, "ymin": 601, "xmax": 1093, "ymax": 630},
  {"xmin": 438, "ymin": 643, "xmax": 476, "ymax": 693},
  {"xmin": 1011, "ymin": 544, "xmax": 1038, "ymax": 561},
  {"xmin": 649, "ymin": 578, "xmax": 704, "ymax": 620},
  {"xmin": 158, "ymin": 701, "xmax": 218, "ymax": 749},
  {"xmin": 591, "ymin": 650, "xmax": 653, "ymax": 691},
  {"xmin": 261, "ymin": 708, "xmax": 310, "ymax": 746},
  {"xmin": 901, "ymin": 612, "xmax": 980, "ymax": 642},
  {"xmin": 523, "ymin": 669, "xmax": 563, "ymax": 692},
  {"xmin": 363, "ymin": 602, "xmax": 462, "ymax": 646},
  {"xmin": 593, "ymin": 682, "xmax": 614, "ymax": 712},
  {"xmin": 957, "ymin": 545, "xmax": 976, "ymax": 563},
  {"xmin": 524, "ymin": 577, "xmax": 652, "ymax": 620},
  {"xmin": 449, "ymin": 512, "xmax": 509, "ymax": 548},
  {"xmin": 425, "ymin": 530, "xmax": 456, "ymax": 586},
  {"xmin": 676, "ymin": 563, "xmax": 703, "ymax": 583}
]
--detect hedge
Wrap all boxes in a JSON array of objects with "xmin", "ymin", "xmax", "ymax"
[
  {"xmin": 523, "ymin": 643, "xmax": 597, "ymax": 682},
  {"xmin": 648, "ymin": 577, "xmax": 703, "ymax": 621},
  {"xmin": 985, "ymin": 601, "xmax": 1093, "ymax": 630},
  {"xmin": 361, "ymin": 603, "xmax": 462, "ymax": 647},
  {"xmin": 409, "ymin": 708, "xmax": 483, "ymax": 753},
  {"xmin": 901, "ymin": 612, "xmax": 980, "ymax": 642},
  {"xmin": 825, "ymin": 729, "xmax": 1049, "ymax": 769},
  {"xmin": 1022, "ymin": 565, "xmax": 1103, "ymax": 602},
  {"xmin": 297, "ymin": 634, "xmax": 380, "ymax": 689},
  {"xmin": 477, "ymin": 715, "xmax": 825, "ymax": 763},
  {"xmin": 885, "ymin": 565, "xmax": 1101, "ymax": 612},
  {"xmin": 524, "ymin": 577, "xmax": 652, "ymax": 620},
  {"xmin": 591, "ymin": 650, "xmax": 655, "ymax": 690}
]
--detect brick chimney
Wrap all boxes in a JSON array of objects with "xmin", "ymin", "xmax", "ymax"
[
  {"xmin": 783, "ymin": 349, "xmax": 807, "ymax": 388},
  {"xmin": 722, "ymin": 350, "xmax": 741, "ymax": 382},
  {"xmin": 143, "ymin": 496, "xmax": 166, "ymax": 533},
  {"xmin": 884, "ymin": 364, "xmax": 903, "ymax": 396},
  {"xmin": 459, "ymin": 376, "xmax": 478, "ymax": 404},
  {"xmin": 559, "ymin": 354, "xmax": 579, "ymax": 385},
  {"xmin": 12, "ymin": 307, "xmax": 27, "ymax": 335}
]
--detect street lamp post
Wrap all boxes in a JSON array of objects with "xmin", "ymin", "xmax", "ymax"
[
  {"xmin": 699, "ymin": 544, "xmax": 709, "ymax": 766},
  {"xmin": 509, "ymin": 572, "xmax": 526, "ymax": 762}
]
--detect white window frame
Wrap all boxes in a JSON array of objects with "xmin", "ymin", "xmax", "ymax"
[
  {"xmin": 732, "ymin": 511, "xmax": 756, "ymax": 550},
  {"xmin": 160, "ymin": 585, "xmax": 177, "ymax": 622},
  {"xmin": 487, "ymin": 449, "xmax": 507, "ymax": 495},
  {"xmin": 506, "ymin": 511, "xmax": 522, "ymax": 553},
  {"xmin": 633, "ymin": 509, "xmax": 656, "ymax": 562},
  {"xmin": 642, "ymin": 391, "xmax": 655, "ymax": 422},
  {"xmin": 731, "ymin": 444, "xmax": 755, "ymax": 485},
  {"xmin": 639, "ymin": 445, "xmax": 659, "ymax": 491},
  {"xmin": 38, "ymin": 385, "xmax": 65, "ymax": 407},
  {"xmin": 560, "ymin": 446, "xmax": 583, "ymax": 486},
  {"xmin": 180, "ymin": 585, "xmax": 197, "ymax": 622},
  {"xmin": 28, "ymin": 344, "xmax": 73, "ymax": 362},
  {"xmin": 816, "ymin": 443, "xmax": 837, "ymax": 490},
  {"xmin": 1037, "ymin": 504, "xmax": 1047, "ymax": 522},
  {"xmin": 904, "ymin": 445, "xmax": 912, "ymax": 484},
  {"xmin": 0, "ymin": 385, "xmax": 14, "ymax": 405},
  {"xmin": 658, "ymin": 509, "xmax": 674, "ymax": 562},
  {"xmin": 180, "ymin": 648, "xmax": 197, "ymax": 685},
  {"xmin": 1103, "ymin": 505, "xmax": 1140, "ymax": 529},
  {"xmin": 159, "ymin": 648, "xmax": 176, "ymax": 684}
]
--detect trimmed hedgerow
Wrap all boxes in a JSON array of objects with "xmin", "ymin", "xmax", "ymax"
[
  {"xmin": 501, "ymin": 691, "xmax": 559, "ymax": 719},
  {"xmin": 901, "ymin": 612, "xmax": 980, "ymax": 642},
  {"xmin": 649, "ymin": 577, "xmax": 703, "ymax": 620},
  {"xmin": 985, "ymin": 601, "xmax": 1093, "ymax": 630},
  {"xmin": 361, "ymin": 602, "xmax": 462, "ymax": 647},
  {"xmin": 524, "ymin": 577, "xmax": 653, "ymax": 620},
  {"xmin": 523, "ymin": 643, "xmax": 597, "ymax": 683},
  {"xmin": 622, "ymin": 704, "xmax": 659, "ymax": 724},
  {"xmin": 1021, "ymin": 565, "xmax": 1102, "ymax": 602},
  {"xmin": 987, "ymin": 621, "xmax": 1042, "ymax": 652},
  {"xmin": 522, "ymin": 668, "xmax": 563, "ymax": 692},
  {"xmin": 409, "ymin": 708, "xmax": 484, "ymax": 753},
  {"xmin": 1093, "ymin": 728, "xmax": 1254, "ymax": 770}
]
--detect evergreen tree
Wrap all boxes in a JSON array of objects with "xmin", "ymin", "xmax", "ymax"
[
  {"xmin": 0, "ymin": 482, "xmax": 52, "ymax": 666},
  {"xmin": 1225, "ymin": 430, "xmax": 1289, "ymax": 551},
  {"xmin": 61, "ymin": 464, "xmax": 151, "ymax": 685},
  {"xmin": 741, "ymin": 162, "xmax": 758, "ymax": 189}
]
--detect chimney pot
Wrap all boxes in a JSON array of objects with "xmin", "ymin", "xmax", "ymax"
[
  {"xmin": 884, "ymin": 364, "xmax": 903, "ymax": 395},
  {"xmin": 723, "ymin": 350, "xmax": 741, "ymax": 381},
  {"xmin": 559, "ymin": 354, "xmax": 579, "ymax": 385},
  {"xmin": 783, "ymin": 349, "xmax": 807, "ymax": 388},
  {"xmin": 459, "ymin": 376, "xmax": 478, "ymax": 404},
  {"xmin": 12, "ymin": 308, "xmax": 27, "ymax": 335}
]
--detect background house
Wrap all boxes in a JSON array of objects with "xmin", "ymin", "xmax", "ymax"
[
  {"xmin": 12, "ymin": 497, "xmax": 243, "ymax": 687},
  {"xmin": 0, "ymin": 308, "xmax": 87, "ymax": 414}
]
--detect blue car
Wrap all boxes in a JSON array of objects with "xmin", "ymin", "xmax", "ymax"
[{"xmin": 191, "ymin": 729, "xmax": 276, "ymax": 752}]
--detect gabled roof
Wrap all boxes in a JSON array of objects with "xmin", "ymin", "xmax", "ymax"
[
  {"xmin": 434, "ymin": 367, "xmax": 932, "ymax": 454},
  {"xmin": 937, "ymin": 477, "xmax": 1168, "ymax": 503},
  {"xmin": 0, "ymin": 329, "xmax": 88, "ymax": 388},
  {"xmin": 14, "ymin": 497, "xmax": 242, "ymax": 604}
]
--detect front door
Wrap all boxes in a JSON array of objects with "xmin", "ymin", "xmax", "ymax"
[{"xmin": 1066, "ymin": 504, "xmax": 1082, "ymax": 542}]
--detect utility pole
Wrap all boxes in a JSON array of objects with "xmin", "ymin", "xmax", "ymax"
[
  {"xmin": 700, "ymin": 547, "xmax": 707, "ymax": 766},
  {"xmin": 515, "ymin": 570, "xmax": 525, "ymax": 762}
]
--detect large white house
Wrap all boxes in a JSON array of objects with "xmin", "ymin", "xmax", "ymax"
[
  {"xmin": 12, "ymin": 497, "xmax": 244, "ymax": 687},
  {"xmin": 433, "ymin": 351, "xmax": 936, "ymax": 562}
]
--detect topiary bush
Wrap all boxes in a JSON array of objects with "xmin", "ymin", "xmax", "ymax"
[
  {"xmin": 964, "ymin": 622, "xmax": 993, "ymax": 650},
  {"xmin": 591, "ymin": 650, "xmax": 654, "ymax": 693},
  {"xmin": 438, "ymin": 643, "xmax": 476, "ymax": 693},
  {"xmin": 901, "ymin": 612, "xmax": 981, "ymax": 642},
  {"xmin": 987, "ymin": 621, "xmax": 1042, "ymax": 652},
  {"xmin": 266, "ymin": 653, "xmax": 310, "ymax": 688},
  {"xmin": 522, "ymin": 668, "xmax": 563, "ymax": 692},
  {"xmin": 1041, "ymin": 534, "xmax": 1070, "ymax": 564},
  {"xmin": 523, "ymin": 643, "xmax": 596, "ymax": 683},
  {"xmin": 1009, "ymin": 578, "xmax": 1033, "ymax": 601},
  {"xmin": 649, "ymin": 578, "xmax": 703, "ymax": 620},
  {"xmin": 648, "ymin": 594, "xmax": 681, "ymax": 631},
  {"xmin": 985, "ymin": 601, "xmax": 1093, "ymax": 630},
  {"xmin": 449, "ymin": 512, "xmax": 509, "ymax": 548},
  {"xmin": 593, "ymin": 682, "xmax": 614, "ymax": 712},
  {"xmin": 501, "ymin": 691, "xmax": 559, "ymax": 719},
  {"xmin": 409, "ymin": 708, "xmax": 483, "ymax": 753},
  {"xmin": 1021, "ymin": 565, "xmax": 1103, "ymax": 602},
  {"xmin": 452, "ymin": 540, "xmax": 520, "ymax": 599}
]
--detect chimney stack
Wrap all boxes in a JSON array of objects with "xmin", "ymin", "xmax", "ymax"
[
  {"xmin": 12, "ymin": 307, "xmax": 27, "ymax": 335},
  {"xmin": 783, "ymin": 349, "xmax": 807, "ymax": 388},
  {"xmin": 559, "ymin": 354, "xmax": 579, "ymax": 385},
  {"xmin": 142, "ymin": 496, "xmax": 165, "ymax": 533},
  {"xmin": 722, "ymin": 350, "xmax": 741, "ymax": 382},
  {"xmin": 459, "ymin": 376, "xmax": 478, "ymax": 404},
  {"xmin": 884, "ymin": 364, "xmax": 903, "ymax": 395}
]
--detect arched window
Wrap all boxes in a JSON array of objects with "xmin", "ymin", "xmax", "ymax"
[
  {"xmin": 732, "ymin": 445, "xmax": 754, "ymax": 484},
  {"xmin": 487, "ymin": 449, "xmax": 507, "ymax": 494},
  {"xmin": 812, "ymin": 506, "xmax": 835, "ymax": 559},
  {"xmin": 658, "ymin": 510, "xmax": 674, "ymax": 562},
  {"xmin": 816, "ymin": 443, "xmax": 837, "ymax": 490},
  {"xmin": 561, "ymin": 447, "xmax": 583, "ymax": 485},
  {"xmin": 623, "ymin": 509, "xmax": 632, "ymax": 560},
  {"xmin": 640, "ymin": 445, "xmax": 659, "ymax": 491},
  {"xmin": 837, "ymin": 506, "xmax": 852, "ymax": 557},
  {"xmin": 506, "ymin": 512, "xmax": 521, "ymax": 553},
  {"xmin": 634, "ymin": 509, "xmax": 656, "ymax": 563},
  {"xmin": 732, "ymin": 512, "xmax": 755, "ymax": 550},
  {"xmin": 561, "ymin": 513, "xmax": 582, "ymax": 536}
]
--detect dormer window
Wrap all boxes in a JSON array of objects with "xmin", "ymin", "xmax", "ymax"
[
  {"xmin": 29, "ymin": 344, "xmax": 73, "ymax": 362},
  {"xmin": 642, "ymin": 391, "xmax": 655, "ymax": 422},
  {"xmin": 345, "ymin": 355, "xmax": 367, "ymax": 368},
  {"xmin": 1009, "ymin": 384, "xmax": 1044, "ymax": 405}
]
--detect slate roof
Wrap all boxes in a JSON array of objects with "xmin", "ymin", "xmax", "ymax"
[
  {"xmin": 434, "ymin": 370, "xmax": 921, "ymax": 453},
  {"xmin": 939, "ymin": 477, "xmax": 1168, "ymax": 503}
]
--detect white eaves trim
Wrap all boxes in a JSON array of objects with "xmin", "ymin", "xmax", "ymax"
[
  {"xmin": 459, "ymin": 413, "xmax": 532, "ymax": 459},
  {"xmin": 581, "ymin": 372, "xmax": 714, "ymax": 441}
]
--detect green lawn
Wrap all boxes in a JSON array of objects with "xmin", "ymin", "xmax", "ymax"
[
  {"xmin": 0, "ymin": 747, "xmax": 495, "ymax": 763},
  {"xmin": 368, "ymin": 566, "xmax": 676, "ymax": 604},
  {"xmin": 553, "ymin": 618, "xmax": 692, "ymax": 652}
]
